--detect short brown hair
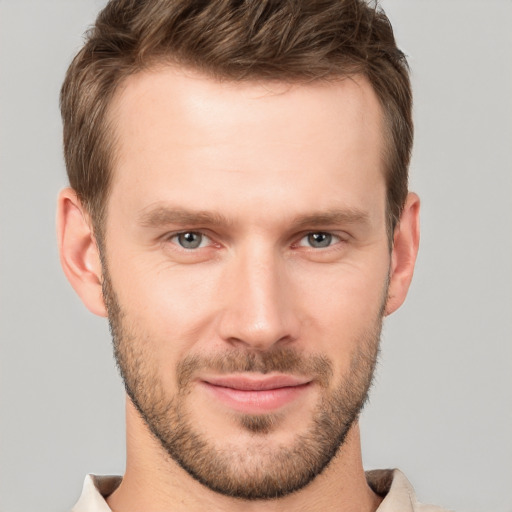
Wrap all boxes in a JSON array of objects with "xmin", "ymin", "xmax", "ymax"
[{"xmin": 60, "ymin": 0, "xmax": 412, "ymax": 239}]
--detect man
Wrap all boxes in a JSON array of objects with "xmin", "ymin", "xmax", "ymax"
[{"xmin": 57, "ymin": 0, "xmax": 445, "ymax": 510}]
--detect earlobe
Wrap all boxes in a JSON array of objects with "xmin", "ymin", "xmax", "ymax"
[
  {"xmin": 385, "ymin": 192, "xmax": 420, "ymax": 316},
  {"xmin": 56, "ymin": 188, "xmax": 107, "ymax": 317}
]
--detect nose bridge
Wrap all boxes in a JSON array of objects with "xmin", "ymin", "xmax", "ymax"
[{"xmin": 218, "ymin": 237, "xmax": 298, "ymax": 349}]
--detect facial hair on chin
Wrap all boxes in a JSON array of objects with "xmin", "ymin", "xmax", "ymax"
[{"xmin": 101, "ymin": 264, "xmax": 384, "ymax": 500}]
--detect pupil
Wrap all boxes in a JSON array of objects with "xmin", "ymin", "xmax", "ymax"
[
  {"xmin": 308, "ymin": 232, "xmax": 331, "ymax": 248},
  {"xmin": 179, "ymin": 232, "xmax": 201, "ymax": 248}
]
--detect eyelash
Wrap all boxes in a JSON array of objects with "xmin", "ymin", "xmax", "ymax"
[
  {"xmin": 168, "ymin": 231, "xmax": 213, "ymax": 250},
  {"xmin": 166, "ymin": 230, "xmax": 345, "ymax": 251},
  {"xmin": 295, "ymin": 232, "xmax": 343, "ymax": 249}
]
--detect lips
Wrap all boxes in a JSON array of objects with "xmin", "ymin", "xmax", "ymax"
[
  {"xmin": 199, "ymin": 374, "xmax": 312, "ymax": 413},
  {"xmin": 203, "ymin": 374, "xmax": 311, "ymax": 390}
]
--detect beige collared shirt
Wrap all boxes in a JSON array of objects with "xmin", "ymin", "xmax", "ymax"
[{"xmin": 71, "ymin": 469, "xmax": 450, "ymax": 511}]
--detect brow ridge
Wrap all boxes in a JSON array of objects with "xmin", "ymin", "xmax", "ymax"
[
  {"xmin": 137, "ymin": 205, "xmax": 370, "ymax": 230},
  {"xmin": 138, "ymin": 206, "xmax": 233, "ymax": 228}
]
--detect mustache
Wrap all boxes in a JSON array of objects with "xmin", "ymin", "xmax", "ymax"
[{"xmin": 176, "ymin": 347, "xmax": 333, "ymax": 389}]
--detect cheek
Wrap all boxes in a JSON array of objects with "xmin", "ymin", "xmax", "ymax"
[
  {"xmin": 292, "ymin": 258, "xmax": 388, "ymax": 362},
  {"xmin": 110, "ymin": 259, "xmax": 223, "ymax": 356},
  {"xmin": 107, "ymin": 238, "xmax": 389, "ymax": 385},
  {"xmin": 113, "ymin": 255, "xmax": 389, "ymax": 331}
]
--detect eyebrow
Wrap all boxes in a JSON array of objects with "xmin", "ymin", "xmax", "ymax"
[
  {"xmin": 137, "ymin": 206, "xmax": 233, "ymax": 229},
  {"xmin": 291, "ymin": 209, "xmax": 370, "ymax": 229},
  {"xmin": 137, "ymin": 205, "xmax": 370, "ymax": 230}
]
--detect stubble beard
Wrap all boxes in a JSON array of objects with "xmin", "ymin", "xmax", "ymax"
[{"xmin": 102, "ymin": 267, "xmax": 384, "ymax": 500}]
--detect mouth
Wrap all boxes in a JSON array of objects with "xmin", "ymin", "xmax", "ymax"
[{"xmin": 199, "ymin": 374, "xmax": 313, "ymax": 414}]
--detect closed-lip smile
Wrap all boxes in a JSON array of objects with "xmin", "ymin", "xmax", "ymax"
[{"xmin": 199, "ymin": 374, "xmax": 313, "ymax": 413}]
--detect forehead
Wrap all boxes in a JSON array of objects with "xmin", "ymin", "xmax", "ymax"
[
  {"xmin": 109, "ymin": 66, "xmax": 384, "ymax": 154},
  {"xmin": 106, "ymin": 66, "xmax": 386, "ymax": 223}
]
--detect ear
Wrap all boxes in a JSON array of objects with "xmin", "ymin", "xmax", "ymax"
[
  {"xmin": 56, "ymin": 188, "xmax": 107, "ymax": 317},
  {"xmin": 385, "ymin": 192, "xmax": 420, "ymax": 316}
]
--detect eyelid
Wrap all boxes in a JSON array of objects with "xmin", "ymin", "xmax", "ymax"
[
  {"xmin": 160, "ymin": 229, "xmax": 348, "ymax": 251},
  {"xmin": 293, "ymin": 231, "xmax": 347, "ymax": 249},
  {"xmin": 165, "ymin": 230, "xmax": 214, "ymax": 249}
]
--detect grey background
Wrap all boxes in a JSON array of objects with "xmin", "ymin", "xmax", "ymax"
[{"xmin": 0, "ymin": 1, "xmax": 511, "ymax": 511}]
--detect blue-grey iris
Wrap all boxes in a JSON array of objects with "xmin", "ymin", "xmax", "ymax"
[
  {"xmin": 308, "ymin": 232, "xmax": 332, "ymax": 248},
  {"xmin": 178, "ymin": 232, "xmax": 202, "ymax": 249}
]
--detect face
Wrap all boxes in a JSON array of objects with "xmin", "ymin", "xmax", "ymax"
[{"xmin": 102, "ymin": 68, "xmax": 391, "ymax": 499}]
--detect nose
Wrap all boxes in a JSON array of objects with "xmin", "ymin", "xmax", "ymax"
[{"xmin": 217, "ymin": 242, "xmax": 301, "ymax": 351}]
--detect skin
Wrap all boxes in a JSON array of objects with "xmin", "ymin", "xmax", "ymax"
[{"xmin": 57, "ymin": 67, "xmax": 420, "ymax": 512}]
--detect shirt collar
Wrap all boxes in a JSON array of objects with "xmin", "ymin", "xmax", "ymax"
[
  {"xmin": 72, "ymin": 474, "xmax": 121, "ymax": 512},
  {"xmin": 367, "ymin": 469, "xmax": 416, "ymax": 511},
  {"xmin": 72, "ymin": 469, "xmax": 433, "ymax": 512}
]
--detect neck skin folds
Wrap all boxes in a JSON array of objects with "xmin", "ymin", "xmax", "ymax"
[{"xmin": 106, "ymin": 398, "xmax": 382, "ymax": 512}]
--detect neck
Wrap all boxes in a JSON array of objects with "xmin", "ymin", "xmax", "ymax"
[{"xmin": 107, "ymin": 398, "xmax": 382, "ymax": 512}]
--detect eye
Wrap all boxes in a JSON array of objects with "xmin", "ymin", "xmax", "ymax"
[
  {"xmin": 171, "ymin": 231, "xmax": 209, "ymax": 249},
  {"xmin": 298, "ymin": 232, "xmax": 340, "ymax": 249}
]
